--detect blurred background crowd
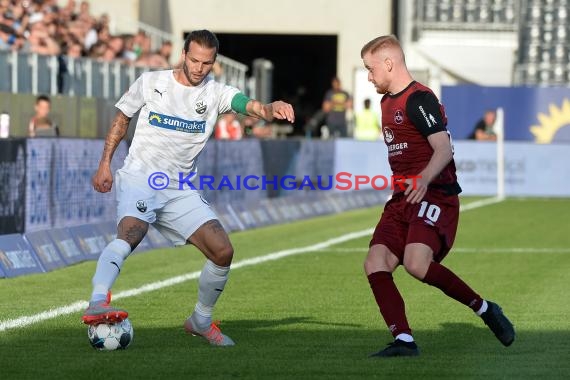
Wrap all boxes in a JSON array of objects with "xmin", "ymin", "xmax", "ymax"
[{"xmin": 0, "ymin": 0, "xmax": 172, "ymax": 68}]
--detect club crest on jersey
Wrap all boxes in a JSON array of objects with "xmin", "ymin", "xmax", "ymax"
[
  {"xmin": 383, "ymin": 127, "xmax": 395, "ymax": 143},
  {"xmin": 136, "ymin": 200, "xmax": 147, "ymax": 213},
  {"xmin": 394, "ymin": 110, "xmax": 404, "ymax": 124},
  {"xmin": 195, "ymin": 101, "xmax": 207, "ymax": 114}
]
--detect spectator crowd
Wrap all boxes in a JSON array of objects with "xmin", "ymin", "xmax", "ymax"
[{"xmin": 0, "ymin": 0, "xmax": 172, "ymax": 68}]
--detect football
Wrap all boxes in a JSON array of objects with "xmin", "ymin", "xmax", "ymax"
[{"xmin": 87, "ymin": 319, "xmax": 134, "ymax": 350}]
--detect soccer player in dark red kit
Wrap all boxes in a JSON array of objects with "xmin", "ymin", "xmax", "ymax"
[{"xmin": 360, "ymin": 35, "xmax": 515, "ymax": 357}]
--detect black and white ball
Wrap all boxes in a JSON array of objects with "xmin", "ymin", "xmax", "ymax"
[{"xmin": 87, "ymin": 319, "xmax": 134, "ymax": 350}]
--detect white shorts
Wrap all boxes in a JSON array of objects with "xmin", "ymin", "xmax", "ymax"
[{"xmin": 115, "ymin": 169, "xmax": 217, "ymax": 245}]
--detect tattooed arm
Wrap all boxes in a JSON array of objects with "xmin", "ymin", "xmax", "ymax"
[{"xmin": 92, "ymin": 111, "xmax": 131, "ymax": 193}]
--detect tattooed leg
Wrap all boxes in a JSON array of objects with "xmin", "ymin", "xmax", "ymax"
[
  {"xmin": 88, "ymin": 217, "xmax": 147, "ymax": 306},
  {"xmin": 117, "ymin": 217, "xmax": 149, "ymax": 250}
]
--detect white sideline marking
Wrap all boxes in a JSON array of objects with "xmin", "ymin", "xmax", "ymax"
[
  {"xmin": 0, "ymin": 197, "xmax": 503, "ymax": 333},
  {"xmin": 0, "ymin": 230, "xmax": 372, "ymax": 333},
  {"xmin": 459, "ymin": 196, "xmax": 504, "ymax": 211}
]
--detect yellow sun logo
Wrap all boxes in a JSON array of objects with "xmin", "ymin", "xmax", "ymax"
[
  {"xmin": 149, "ymin": 114, "xmax": 162, "ymax": 123},
  {"xmin": 530, "ymin": 98, "xmax": 570, "ymax": 143}
]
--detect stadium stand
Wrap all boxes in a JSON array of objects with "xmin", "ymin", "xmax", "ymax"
[
  {"xmin": 0, "ymin": 1, "xmax": 247, "ymax": 99},
  {"xmin": 416, "ymin": 0, "xmax": 517, "ymax": 31},
  {"xmin": 514, "ymin": 0, "xmax": 570, "ymax": 85},
  {"xmin": 413, "ymin": 0, "xmax": 570, "ymax": 86}
]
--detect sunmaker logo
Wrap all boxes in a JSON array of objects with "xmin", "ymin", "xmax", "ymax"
[{"xmin": 148, "ymin": 111, "xmax": 206, "ymax": 133}]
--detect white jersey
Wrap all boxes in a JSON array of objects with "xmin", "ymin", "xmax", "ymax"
[{"xmin": 115, "ymin": 70, "xmax": 239, "ymax": 183}]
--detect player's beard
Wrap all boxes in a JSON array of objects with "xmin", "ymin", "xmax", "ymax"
[
  {"xmin": 182, "ymin": 62, "xmax": 204, "ymax": 86},
  {"xmin": 374, "ymin": 82, "xmax": 388, "ymax": 95}
]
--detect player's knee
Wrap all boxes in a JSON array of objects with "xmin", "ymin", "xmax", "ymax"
[
  {"xmin": 211, "ymin": 244, "xmax": 234, "ymax": 267},
  {"xmin": 364, "ymin": 246, "xmax": 397, "ymax": 275},
  {"xmin": 363, "ymin": 254, "xmax": 377, "ymax": 274},
  {"xmin": 403, "ymin": 258, "xmax": 428, "ymax": 280}
]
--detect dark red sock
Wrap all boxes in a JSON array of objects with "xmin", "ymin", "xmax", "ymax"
[
  {"xmin": 422, "ymin": 262, "xmax": 483, "ymax": 312},
  {"xmin": 367, "ymin": 271, "xmax": 412, "ymax": 337}
]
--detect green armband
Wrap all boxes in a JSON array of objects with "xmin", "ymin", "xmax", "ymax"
[{"xmin": 231, "ymin": 92, "xmax": 251, "ymax": 115}]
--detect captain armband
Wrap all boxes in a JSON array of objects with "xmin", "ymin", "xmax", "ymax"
[{"xmin": 230, "ymin": 93, "xmax": 251, "ymax": 115}]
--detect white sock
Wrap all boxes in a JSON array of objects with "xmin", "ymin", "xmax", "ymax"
[
  {"xmin": 192, "ymin": 303, "xmax": 214, "ymax": 328},
  {"xmin": 90, "ymin": 239, "xmax": 131, "ymax": 303},
  {"xmin": 476, "ymin": 300, "xmax": 489, "ymax": 316},
  {"xmin": 395, "ymin": 333, "xmax": 414, "ymax": 343},
  {"xmin": 193, "ymin": 260, "xmax": 230, "ymax": 327}
]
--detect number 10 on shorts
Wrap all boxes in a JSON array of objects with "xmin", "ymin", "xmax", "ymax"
[{"xmin": 417, "ymin": 201, "xmax": 441, "ymax": 223}]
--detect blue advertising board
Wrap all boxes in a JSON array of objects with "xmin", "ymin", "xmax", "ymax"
[
  {"xmin": 25, "ymin": 138, "xmax": 128, "ymax": 232},
  {"xmin": 24, "ymin": 230, "xmax": 67, "ymax": 271},
  {"xmin": 94, "ymin": 221, "xmax": 117, "ymax": 243},
  {"xmin": 0, "ymin": 139, "xmax": 26, "ymax": 235},
  {"xmin": 70, "ymin": 224, "xmax": 108, "ymax": 260},
  {"xmin": 0, "ymin": 234, "xmax": 45, "ymax": 277},
  {"xmin": 227, "ymin": 203, "xmax": 259, "ymax": 230},
  {"xmin": 48, "ymin": 227, "xmax": 87, "ymax": 265},
  {"xmin": 441, "ymin": 85, "xmax": 570, "ymax": 142},
  {"xmin": 212, "ymin": 207, "xmax": 243, "ymax": 233}
]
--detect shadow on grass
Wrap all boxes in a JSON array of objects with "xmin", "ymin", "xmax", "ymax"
[{"xmin": 1, "ymin": 319, "xmax": 569, "ymax": 380}]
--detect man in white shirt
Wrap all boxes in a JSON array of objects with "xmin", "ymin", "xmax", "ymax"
[{"xmin": 82, "ymin": 30, "xmax": 295, "ymax": 347}]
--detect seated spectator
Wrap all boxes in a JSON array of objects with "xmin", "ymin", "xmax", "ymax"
[
  {"xmin": 132, "ymin": 30, "xmax": 151, "ymax": 58},
  {"xmin": 33, "ymin": 116, "xmax": 59, "ymax": 137},
  {"xmin": 87, "ymin": 40, "xmax": 107, "ymax": 59},
  {"xmin": 157, "ymin": 40, "xmax": 172, "ymax": 63},
  {"xmin": 5, "ymin": 3, "xmax": 28, "ymax": 36},
  {"xmin": 0, "ymin": 23, "xmax": 18, "ymax": 51},
  {"xmin": 77, "ymin": 1, "xmax": 95, "ymax": 25},
  {"xmin": 121, "ymin": 34, "xmax": 138, "ymax": 63},
  {"xmin": 66, "ymin": 39, "xmax": 84, "ymax": 58},
  {"xmin": 61, "ymin": 0, "xmax": 77, "ymax": 20},
  {"xmin": 29, "ymin": 95, "xmax": 58, "ymax": 137},
  {"xmin": 470, "ymin": 109, "xmax": 497, "ymax": 141},
  {"xmin": 24, "ymin": 17, "xmax": 60, "ymax": 55},
  {"xmin": 101, "ymin": 36, "xmax": 125, "ymax": 61},
  {"xmin": 135, "ymin": 52, "xmax": 169, "ymax": 68}
]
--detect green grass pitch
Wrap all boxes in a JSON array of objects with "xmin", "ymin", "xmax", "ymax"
[{"xmin": 0, "ymin": 197, "xmax": 569, "ymax": 379}]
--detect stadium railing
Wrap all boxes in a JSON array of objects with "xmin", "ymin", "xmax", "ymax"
[{"xmin": 0, "ymin": 51, "xmax": 248, "ymax": 100}]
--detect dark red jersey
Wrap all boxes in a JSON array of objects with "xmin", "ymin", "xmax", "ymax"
[{"xmin": 380, "ymin": 81, "xmax": 461, "ymax": 195}]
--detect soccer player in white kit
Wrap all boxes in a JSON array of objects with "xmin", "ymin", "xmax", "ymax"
[{"xmin": 82, "ymin": 30, "xmax": 295, "ymax": 346}]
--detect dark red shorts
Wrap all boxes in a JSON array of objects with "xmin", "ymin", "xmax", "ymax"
[{"xmin": 370, "ymin": 190, "xmax": 459, "ymax": 263}]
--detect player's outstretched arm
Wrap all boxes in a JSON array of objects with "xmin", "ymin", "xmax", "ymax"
[
  {"xmin": 92, "ymin": 111, "xmax": 131, "ymax": 193},
  {"xmin": 246, "ymin": 99, "xmax": 295, "ymax": 123}
]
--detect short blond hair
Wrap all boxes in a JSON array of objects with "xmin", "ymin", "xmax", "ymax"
[{"xmin": 360, "ymin": 35, "xmax": 402, "ymax": 58}]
